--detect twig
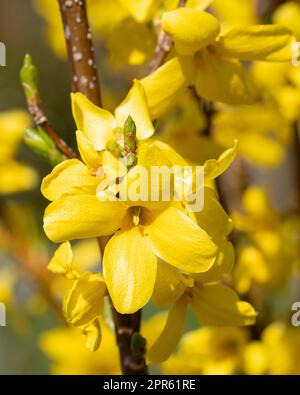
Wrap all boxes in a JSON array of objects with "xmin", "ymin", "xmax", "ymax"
[
  {"xmin": 292, "ymin": 122, "xmax": 300, "ymax": 214},
  {"xmin": 148, "ymin": 0, "xmax": 186, "ymax": 74},
  {"xmin": 110, "ymin": 304, "xmax": 147, "ymax": 375},
  {"xmin": 21, "ymin": 55, "xmax": 77, "ymax": 159},
  {"xmin": 57, "ymin": 0, "xmax": 148, "ymax": 374}
]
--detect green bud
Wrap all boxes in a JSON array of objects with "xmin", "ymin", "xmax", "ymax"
[
  {"xmin": 131, "ymin": 332, "xmax": 146, "ymax": 355},
  {"xmin": 20, "ymin": 54, "xmax": 39, "ymax": 105},
  {"xmin": 124, "ymin": 116, "xmax": 137, "ymax": 153},
  {"xmin": 24, "ymin": 127, "xmax": 64, "ymax": 166},
  {"xmin": 126, "ymin": 153, "xmax": 138, "ymax": 169},
  {"xmin": 106, "ymin": 139, "xmax": 125, "ymax": 158}
]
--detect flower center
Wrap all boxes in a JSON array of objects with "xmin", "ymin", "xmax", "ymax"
[{"xmin": 122, "ymin": 206, "xmax": 152, "ymax": 229}]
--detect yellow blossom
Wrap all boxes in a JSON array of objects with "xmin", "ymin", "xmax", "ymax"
[
  {"xmin": 141, "ymin": 7, "xmax": 294, "ymax": 116},
  {"xmin": 148, "ymin": 239, "xmax": 256, "ymax": 362},
  {"xmin": 162, "ymin": 326, "xmax": 249, "ymax": 374},
  {"xmin": 0, "ymin": 110, "xmax": 38, "ymax": 194}
]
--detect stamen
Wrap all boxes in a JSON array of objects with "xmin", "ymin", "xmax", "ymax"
[{"xmin": 132, "ymin": 207, "xmax": 141, "ymax": 226}]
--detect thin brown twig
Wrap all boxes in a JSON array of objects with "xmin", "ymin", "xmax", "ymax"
[
  {"xmin": 148, "ymin": 0, "xmax": 186, "ymax": 74},
  {"xmin": 57, "ymin": 0, "xmax": 148, "ymax": 374},
  {"xmin": 292, "ymin": 121, "xmax": 300, "ymax": 214},
  {"xmin": 22, "ymin": 79, "xmax": 77, "ymax": 160}
]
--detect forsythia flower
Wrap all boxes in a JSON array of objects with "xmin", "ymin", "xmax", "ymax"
[
  {"xmin": 48, "ymin": 241, "xmax": 106, "ymax": 351},
  {"xmin": 0, "ymin": 110, "xmax": 37, "ymax": 194},
  {"xmin": 39, "ymin": 312, "xmax": 167, "ymax": 374},
  {"xmin": 141, "ymin": 7, "xmax": 295, "ymax": 118},
  {"xmin": 148, "ymin": 236, "xmax": 256, "ymax": 362},
  {"xmin": 42, "ymin": 81, "xmax": 230, "ymax": 316},
  {"xmin": 162, "ymin": 326, "xmax": 249, "ymax": 375},
  {"xmin": 212, "ymin": 104, "xmax": 287, "ymax": 167},
  {"xmin": 232, "ymin": 187, "xmax": 299, "ymax": 293},
  {"xmin": 244, "ymin": 322, "xmax": 300, "ymax": 375},
  {"xmin": 39, "ymin": 324, "xmax": 121, "ymax": 374}
]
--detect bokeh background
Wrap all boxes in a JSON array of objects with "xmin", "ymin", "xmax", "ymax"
[{"xmin": 0, "ymin": 0, "xmax": 300, "ymax": 375}]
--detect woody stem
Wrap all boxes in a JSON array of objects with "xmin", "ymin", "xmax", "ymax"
[{"xmin": 57, "ymin": 0, "xmax": 148, "ymax": 375}]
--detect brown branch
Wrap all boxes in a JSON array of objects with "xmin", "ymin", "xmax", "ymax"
[
  {"xmin": 148, "ymin": 0, "xmax": 186, "ymax": 74},
  {"xmin": 58, "ymin": 0, "xmax": 148, "ymax": 374},
  {"xmin": 57, "ymin": 0, "xmax": 102, "ymax": 105},
  {"xmin": 292, "ymin": 122, "xmax": 300, "ymax": 214},
  {"xmin": 110, "ymin": 305, "xmax": 147, "ymax": 375},
  {"xmin": 37, "ymin": 119, "xmax": 77, "ymax": 160}
]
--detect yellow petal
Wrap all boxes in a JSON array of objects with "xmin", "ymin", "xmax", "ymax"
[
  {"xmin": 194, "ymin": 240, "xmax": 234, "ymax": 283},
  {"xmin": 0, "ymin": 110, "xmax": 31, "ymax": 161},
  {"xmin": 71, "ymin": 92, "xmax": 116, "ymax": 151},
  {"xmin": 44, "ymin": 195, "xmax": 125, "ymax": 243},
  {"xmin": 82, "ymin": 318, "xmax": 102, "ymax": 352},
  {"xmin": 152, "ymin": 262, "xmax": 187, "ymax": 307},
  {"xmin": 243, "ymin": 341, "xmax": 269, "ymax": 375},
  {"xmin": 63, "ymin": 272, "xmax": 106, "ymax": 327},
  {"xmin": 141, "ymin": 56, "xmax": 195, "ymax": 119},
  {"xmin": 141, "ymin": 139, "xmax": 187, "ymax": 167},
  {"xmin": 218, "ymin": 25, "xmax": 294, "ymax": 61},
  {"xmin": 41, "ymin": 159, "xmax": 98, "ymax": 201},
  {"xmin": 0, "ymin": 161, "xmax": 38, "ymax": 194},
  {"xmin": 107, "ymin": 18, "xmax": 156, "ymax": 66},
  {"xmin": 147, "ymin": 206, "xmax": 218, "ymax": 273},
  {"xmin": 76, "ymin": 130, "xmax": 102, "ymax": 169},
  {"xmin": 195, "ymin": 187, "xmax": 232, "ymax": 240},
  {"xmin": 191, "ymin": 283, "xmax": 257, "ymax": 326},
  {"xmin": 117, "ymin": 0, "xmax": 156, "ymax": 22},
  {"xmin": 195, "ymin": 51, "xmax": 256, "ymax": 104},
  {"xmin": 238, "ymin": 132, "xmax": 284, "ymax": 167},
  {"xmin": 114, "ymin": 80, "xmax": 154, "ymax": 140},
  {"xmin": 162, "ymin": 8, "xmax": 220, "ymax": 56},
  {"xmin": 273, "ymin": 1, "xmax": 300, "ymax": 40},
  {"xmin": 212, "ymin": 0, "xmax": 258, "ymax": 28},
  {"xmin": 148, "ymin": 298, "xmax": 187, "ymax": 363},
  {"xmin": 204, "ymin": 140, "xmax": 238, "ymax": 180},
  {"xmin": 103, "ymin": 226, "xmax": 157, "ymax": 314},
  {"xmin": 47, "ymin": 241, "xmax": 74, "ymax": 276},
  {"xmin": 72, "ymin": 239, "xmax": 101, "ymax": 272},
  {"xmin": 186, "ymin": 0, "xmax": 214, "ymax": 10}
]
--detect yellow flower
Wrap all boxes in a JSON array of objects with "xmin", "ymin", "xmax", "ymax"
[
  {"xmin": 39, "ymin": 311, "xmax": 167, "ymax": 374},
  {"xmin": 0, "ymin": 266, "xmax": 15, "ymax": 308},
  {"xmin": 162, "ymin": 326, "xmax": 249, "ymax": 374},
  {"xmin": 212, "ymin": 0, "xmax": 258, "ymax": 31},
  {"xmin": 232, "ymin": 187, "xmax": 298, "ymax": 293},
  {"xmin": 71, "ymin": 80, "xmax": 154, "ymax": 151},
  {"xmin": 251, "ymin": 60, "xmax": 300, "ymax": 129},
  {"xmin": 212, "ymin": 104, "xmax": 286, "ymax": 167},
  {"xmin": 39, "ymin": 323, "xmax": 121, "ymax": 374},
  {"xmin": 141, "ymin": 8, "xmax": 294, "ymax": 116},
  {"xmin": 148, "ymin": 239, "xmax": 256, "ymax": 362},
  {"xmin": 244, "ymin": 322, "xmax": 300, "ymax": 375},
  {"xmin": 0, "ymin": 110, "xmax": 38, "ymax": 194},
  {"xmin": 48, "ymin": 241, "xmax": 106, "ymax": 351},
  {"xmin": 42, "ymin": 81, "xmax": 233, "ymax": 315},
  {"xmin": 273, "ymin": 1, "xmax": 300, "ymax": 41}
]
